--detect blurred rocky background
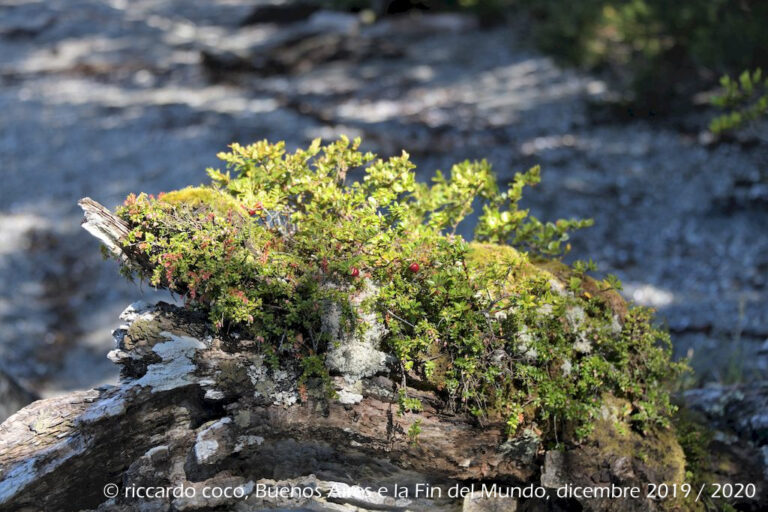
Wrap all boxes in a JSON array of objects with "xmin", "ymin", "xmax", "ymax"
[{"xmin": 0, "ymin": 0, "xmax": 766, "ymax": 427}]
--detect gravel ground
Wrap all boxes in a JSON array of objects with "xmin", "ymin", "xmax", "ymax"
[{"xmin": 1, "ymin": 0, "xmax": 766, "ymax": 399}]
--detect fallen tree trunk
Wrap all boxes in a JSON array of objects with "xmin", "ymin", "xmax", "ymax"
[
  {"xmin": 0, "ymin": 199, "xmax": 762, "ymax": 511},
  {"xmin": 0, "ymin": 300, "xmax": 691, "ymax": 512}
]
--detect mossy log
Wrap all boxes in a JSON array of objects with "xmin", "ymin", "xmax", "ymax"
[
  {"xmin": 0, "ymin": 299, "xmax": 690, "ymax": 512},
  {"xmin": 0, "ymin": 199, "xmax": 703, "ymax": 512},
  {"xmin": 0, "ymin": 198, "xmax": 763, "ymax": 511}
]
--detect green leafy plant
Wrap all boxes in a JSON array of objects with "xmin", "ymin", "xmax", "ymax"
[
  {"xmin": 710, "ymin": 68, "xmax": 768, "ymax": 134},
  {"xmin": 110, "ymin": 136, "xmax": 685, "ymax": 442},
  {"xmin": 474, "ymin": 165, "xmax": 594, "ymax": 256},
  {"xmin": 407, "ymin": 419, "xmax": 423, "ymax": 445},
  {"xmin": 398, "ymin": 388, "xmax": 424, "ymax": 414}
]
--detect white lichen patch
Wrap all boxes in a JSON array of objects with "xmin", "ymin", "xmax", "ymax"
[
  {"xmin": 135, "ymin": 333, "xmax": 206, "ymax": 393},
  {"xmin": 271, "ymin": 391, "xmax": 298, "ymax": 407},
  {"xmin": 234, "ymin": 410, "xmax": 251, "ymax": 428},
  {"xmin": 490, "ymin": 349, "xmax": 508, "ymax": 364},
  {"xmin": 610, "ymin": 314, "xmax": 622, "ymax": 335},
  {"xmin": 573, "ymin": 335, "xmax": 593, "ymax": 354},
  {"xmin": 246, "ymin": 360, "xmax": 299, "ymax": 406},
  {"xmin": 561, "ymin": 358, "xmax": 573, "ymax": 376},
  {"xmin": 537, "ymin": 303, "xmax": 554, "ymax": 317},
  {"xmin": 516, "ymin": 327, "xmax": 538, "ymax": 362},
  {"xmin": 566, "ymin": 306, "xmax": 593, "ymax": 353},
  {"xmin": 246, "ymin": 361, "xmax": 268, "ymax": 384},
  {"xmin": 119, "ymin": 301, "xmax": 158, "ymax": 324},
  {"xmin": 322, "ymin": 280, "xmax": 390, "ymax": 383},
  {"xmin": 194, "ymin": 417, "xmax": 232, "ymax": 465},
  {"xmin": 325, "ymin": 338, "xmax": 388, "ymax": 383},
  {"xmin": 549, "ymin": 279, "xmax": 569, "ymax": 297},
  {"xmin": 333, "ymin": 374, "xmax": 364, "ymax": 403},
  {"xmin": 337, "ymin": 389, "xmax": 364, "ymax": 405},
  {"xmin": 565, "ymin": 306, "xmax": 585, "ymax": 328}
]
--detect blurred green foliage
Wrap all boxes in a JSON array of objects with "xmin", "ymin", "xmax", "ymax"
[
  {"xmin": 710, "ymin": 69, "xmax": 768, "ymax": 134},
  {"xmin": 519, "ymin": 0, "xmax": 768, "ymax": 110}
]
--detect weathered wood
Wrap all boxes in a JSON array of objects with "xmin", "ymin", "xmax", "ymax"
[
  {"xmin": 0, "ymin": 301, "xmax": 697, "ymax": 512},
  {"xmin": 78, "ymin": 198, "xmax": 131, "ymax": 261}
]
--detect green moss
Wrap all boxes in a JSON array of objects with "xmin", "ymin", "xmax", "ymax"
[
  {"xmin": 124, "ymin": 318, "xmax": 165, "ymax": 349},
  {"xmin": 671, "ymin": 409, "xmax": 737, "ymax": 511},
  {"xmin": 109, "ymin": 137, "xmax": 686, "ymax": 442},
  {"xmin": 159, "ymin": 186, "xmax": 243, "ymax": 214},
  {"xmin": 585, "ymin": 395, "xmax": 687, "ymax": 510},
  {"xmin": 215, "ymin": 358, "xmax": 251, "ymax": 390}
]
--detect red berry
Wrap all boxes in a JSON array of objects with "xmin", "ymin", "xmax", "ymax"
[
  {"xmin": 350, "ymin": 267, "xmax": 360, "ymax": 278},
  {"xmin": 409, "ymin": 262, "xmax": 420, "ymax": 273},
  {"xmin": 248, "ymin": 209, "xmax": 258, "ymax": 216}
]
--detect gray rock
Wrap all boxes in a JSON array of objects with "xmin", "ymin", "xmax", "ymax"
[{"xmin": 540, "ymin": 451, "xmax": 566, "ymax": 488}]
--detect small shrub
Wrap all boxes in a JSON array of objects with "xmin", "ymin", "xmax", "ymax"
[{"xmin": 110, "ymin": 136, "xmax": 685, "ymax": 441}]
